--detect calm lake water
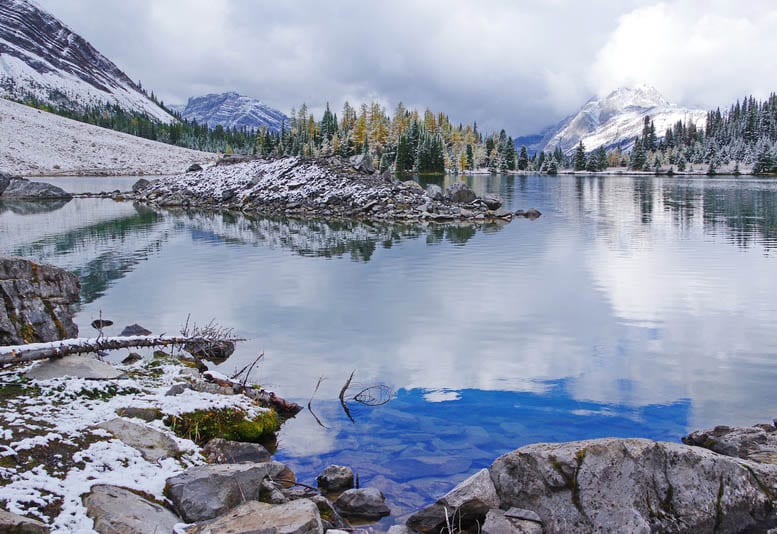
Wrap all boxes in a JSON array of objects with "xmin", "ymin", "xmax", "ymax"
[{"xmin": 2, "ymin": 174, "xmax": 777, "ymax": 520}]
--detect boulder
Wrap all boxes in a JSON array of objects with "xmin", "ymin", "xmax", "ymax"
[
  {"xmin": 350, "ymin": 154, "xmax": 375, "ymax": 174},
  {"xmin": 90, "ymin": 319, "xmax": 113, "ymax": 330},
  {"xmin": 83, "ymin": 484, "xmax": 180, "ymax": 534},
  {"xmin": 183, "ymin": 339, "xmax": 235, "ymax": 363},
  {"xmin": 0, "ymin": 509, "xmax": 49, "ymax": 533},
  {"xmin": 97, "ymin": 418, "xmax": 180, "ymax": 462},
  {"xmin": 186, "ymin": 499, "xmax": 322, "ymax": 534},
  {"xmin": 489, "ymin": 438, "xmax": 777, "ymax": 533},
  {"xmin": 121, "ymin": 352, "xmax": 143, "ymax": 364},
  {"xmin": 202, "ymin": 438, "xmax": 272, "ymax": 464},
  {"xmin": 316, "ymin": 465, "xmax": 354, "ymax": 493},
  {"xmin": 0, "ymin": 256, "xmax": 80, "ymax": 346},
  {"xmin": 0, "ymin": 172, "xmax": 12, "ymax": 195},
  {"xmin": 425, "ymin": 184, "xmax": 444, "ymax": 201},
  {"xmin": 401, "ymin": 180, "xmax": 424, "ymax": 192},
  {"xmin": 25, "ymin": 355, "xmax": 124, "ymax": 380},
  {"xmin": 481, "ymin": 195, "xmax": 503, "ymax": 210},
  {"xmin": 187, "ymin": 163, "xmax": 203, "ymax": 173},
  {"xmin": 115, "ymin": 407, "xmax": 162, "ymax": 422},
  {"xmin": 406, "ymin": 469, "xmax": 499, "ymax": 533},
  {"xmin": 131, "ymin": 179, "xmax": 151, "ymax": 193},
  {"xmin": 482, "ymin": 508, "xmax": 542, "ymax": 534},
  {"xmin": 333, "ymin": 488, "xmax": 390, "ymax": 521},
  {"xmin": 491, "ymin": 208, "xmax": 513, "ymax": 219},
  {"xmin": 120, "ymin": 324, "xmax": 152, "ymax": 336},
  {"xmin": 165, "ymin": 462, "xmax": 291, "ymax": 523},
  {"xmin": 446, "ymin": 182, "xmax": 476, "ymax": 204},
  {"xmin": 2, "ymin": 179, "xmax": 72, "ymax": 199},
  {"xmin": 515, "ymin": 208, "xmax": 542, "ymax": 220},
  {"xmin": 165, "ymin": 383, "xmax": 192, "ymax": 396},
  {"xmin": 309, "ymin": 495, "xmax": 348, "ymax": 530},
  {"xmin": 683, "ymin": 424, "xmax": 777, "ymax": 464}
]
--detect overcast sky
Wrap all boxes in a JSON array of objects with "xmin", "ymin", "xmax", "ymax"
[{"xmin": 35, "ymin": 0, "xmax": 777, "ymax": 136}]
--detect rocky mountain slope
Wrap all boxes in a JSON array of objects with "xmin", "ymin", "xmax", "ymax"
[
  {"xmin": 0, "ymin": 97, "xmax": 214, "ymax": 176},
  {"xmin": 523, "ymin": 85, "xmax": 707, "ymax": 155},
  {"xmin": 0, "ymin": 0, "xmax": 173, "ymax": 121},
  {"xmin": 175, "ymin": 92, "xmax": 287, "ymax": 131}
]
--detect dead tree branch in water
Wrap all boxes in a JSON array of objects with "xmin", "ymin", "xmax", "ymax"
[{"xmin": 307, "ymin": 376, "xmax": 329, "ymax": 428}]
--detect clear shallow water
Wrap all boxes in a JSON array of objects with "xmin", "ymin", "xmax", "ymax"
[{"xmin": 2, "ymin": 174, "xmax": 777, "ymax": 520}]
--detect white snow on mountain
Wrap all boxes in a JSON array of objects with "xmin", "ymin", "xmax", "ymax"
[
  {"xmin": 0, "ymin": 0, "xmax": 174, "ymax": 122},
  {"xmin": 0, "ymin": 97, "xmax": 214, "ymax": 176},
  {"xmin": 538, "ymin": 85, "xmax": 707, "ymax": 155},
  {"xmin": 177, "ymin": 92, "xmax": 287, "ymax": 131}
]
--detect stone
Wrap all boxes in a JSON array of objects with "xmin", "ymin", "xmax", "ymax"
[
  {"xmin": 387, "ymin": 526, "xmax": 413, "ymax": 534},
  {"xmin": 0, "ymin": 172, "xmax": 12, "ymax": 195},
  {"xmin": 121, "ymin": 352, "xmax": 143, "ymax": 364},
  {"xmin": 25, "ymin": 355, "xmax": 125, "ymax": 380},
  {"xmin": 2, "ymin": 179, "xmax": 72, "ymax": 199},
  {"xmin": 84, "ymin": 484, "xmax": 180, "ymax": 534},
  {"xmin": 401, "ymin": 180, "xmax": 424, "ymax": 192},
  {"xmin": 333, "ymin": 488, "xmax": 390, "ymax": 521},
  {"xmin": 186, "ymin": 499, "xmax": 322, "ymax": 534},
  {"xmin": 481, "ymin": 195, "xmax": 503, "ymax": 210},
  {"xmin": 0, "ymin": 509, "xmax": 49, "ymax": 533},
  {"xmin": 0, "ymin": 256, "xmax": 80, "ymax": 346},
  {"xmin": 131, "ymin": 178, "xmax": 151, "ymax": 193},
  {"xmin": 183, "ymin": 339, "xmax": 235, "ymax": 363},
  {"xmin": 425, "ymin": 184, "xmax": 444, "ymax": 201},
  {"xmin": 202, "ymin": 438, "xmax": 271, "ymax": 464},
  {"xmin": 515, "ymin": 207, "xmax": 542, "ymax": 219},
  {"xmin": 316, "ymin": 465, "xmax": 354, "ymax": 493},
  {"xmin": 115, "ymin": 407, "xmax": 162, "ymax": 422},
  {"xmin": 482, "ymin": 509, "xmax": 542, "ymax": 534},
  {"xmin": 120, "ymin": 324, "xmax": 152, "ymax": 336},
  {"xmin": 406, "ymin": 469, "xmax": 499, "ymax": 533},
  {"xmin": 683, "ymin": 424, "xmax": 777, "ymax": 464},
  {"xmin": 350, "ymin": 154, "xmax": 375, "ymax": 174},
  {"xmin": 97, "ymin": 418, "xmax": 180, "ymax": 462},
  {"xmin": 309, "ymin": 495, "xmax": 348, "ymax": 530},
  {"xmin": 187, "ymin": 163, "xmax": 203, "ymax": 173},
  {"xmin": 165, "ymin": 462, "xmax": 292, "ymax": 523},
  {"xmin": 165, "ymin": 383, "xmax": 192, "ymax": 396},
  {"xmin": 90, "ymin": 319, "xmax": 113, "ymax": 330},
  {"xmin": 446, "ymin": 182, "xmax": 477, "ymax": 204},
  {"xmin": 492, "ymin": 208, "xmax": 513, "ymax": 219},
  {"xmin": 489, "ymin": 437, "xmax": 777, "ymax": 533},
  {"xmin": 504, "ymin": 507, "xmax": 542, "ymax": 523}
]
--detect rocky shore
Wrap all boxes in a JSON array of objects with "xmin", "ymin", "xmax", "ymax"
[{"xmin": 129, "ymin": 156, "xmax": 538, "ymax": 223}]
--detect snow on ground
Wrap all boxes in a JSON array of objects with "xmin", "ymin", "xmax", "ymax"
[
  {"xmin": 0, "ymin": 98, "xmax": 216, "ymax": 176},
  {"xmin": 0, "ymin": 354, "xmax": 269, "ymax": 532}
]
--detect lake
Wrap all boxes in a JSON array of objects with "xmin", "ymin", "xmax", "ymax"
[{"xmin": 2, "ymin": 173, "xmax": 777, "ymax": 520}]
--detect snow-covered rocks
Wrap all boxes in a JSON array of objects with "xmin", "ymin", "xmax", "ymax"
[{"xmin": 135, "ymin": 156, "xmax": 515, "ymax": 223}]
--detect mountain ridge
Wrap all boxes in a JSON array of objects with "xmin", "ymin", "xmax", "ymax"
[{"xmin": 176, "ymin": 91, "xmax": 287, "ymax": 132}]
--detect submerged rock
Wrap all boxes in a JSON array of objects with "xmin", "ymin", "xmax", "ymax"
[
  {"xmin": 25, "ymin": 354, "xmax": 124, "ymax": 380},
  {"xmin": 334, "ymin": 487, "xmax": 390, "ymax": 521},
  {"xmin": 515, "ymin": 207, "xmax": 542, "ymax": 219},
  {"xmin": 0, "ymin": 255, "xmax": 80, "ymax": 346},
  {"xmin": 84, "ymin": 485, "xmax": 180, "ymax": 534},
  {"xmin": 187, "ymin": 499, "xmax": 322, "ymax": 534},
  {"xmin": 1, "ymin": 178, "xmax": 72, "ymax": 199}
]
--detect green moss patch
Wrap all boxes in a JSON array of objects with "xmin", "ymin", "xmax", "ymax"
[{"xmin": 164, "ymin": 407, "xmax": 280, "ymax": 445}]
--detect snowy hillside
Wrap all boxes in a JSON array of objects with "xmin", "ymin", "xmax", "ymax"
[
  {"xmin": 177, "ymin": 92, "xmax": 287, "ymax": 131},
  {"xmin": 0, "ymin": 97, "xmax": 214, "ymax": 176},
  {"xmin": 536, "ymin": 86, "xmax": 707, "ymax": 155},
  {"xmin": 0, "ymin": 0, "xmax": 174, "ymax": 122}
]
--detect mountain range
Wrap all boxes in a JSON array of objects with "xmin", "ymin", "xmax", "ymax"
[
  {"xmin": 172, "ymin": 92, "xmax": 287, "ymax": 132},
  {"xmin": 517, "ymin": 85, "xmax": 708, "ymax": 155},
  {"xmin": 0, "ymin": 0, "xmax": 173, "ymax": 122}
]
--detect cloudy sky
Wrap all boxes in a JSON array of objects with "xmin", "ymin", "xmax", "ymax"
[{"xmin": 35, "ymin": 0, "xmax": 777, "ymax": 135}]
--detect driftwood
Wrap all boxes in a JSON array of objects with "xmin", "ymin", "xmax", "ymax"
[
  {"xmin": 203, "ymin": 370, "xmax": 302, "ymax": 417},
  {"xmin": 0, "ymin": 335, "xmax": 244, "ymax": 366}
]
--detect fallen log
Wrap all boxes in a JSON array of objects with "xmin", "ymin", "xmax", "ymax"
[
  {"xmin": 203, "ymin": 370, "xmax": 302, "ymax": 417},
  {"xmin": 0, "ymin": 335, "xmax": 244, "ymax": 366}
]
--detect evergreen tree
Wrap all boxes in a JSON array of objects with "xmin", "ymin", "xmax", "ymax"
[
  {"xmin": 573, "ymin": 141, "xmax": 587, "ymax": 170},
  {"xmin": 518, "ymin": 146, "xmax": 529, "ymax": 170}
]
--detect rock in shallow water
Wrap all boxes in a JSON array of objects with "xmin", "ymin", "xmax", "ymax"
[
  {"xmin": 316, "ymin": 465, "xmax": 354, "ymax": 493},
  {"xmin": 683, "ymin": 423, "xmax": 777, "ymax": 464},
  {"xmin": 1, "ymin": 178, "xmax": 72, "ymax": 199},
  {"xmin": 334, "ymin": 487, "xmax": 390, "ymax": 521},
  {"xmin": 84, "ymin": 485, "xmax": 180, "ymax": 534}
]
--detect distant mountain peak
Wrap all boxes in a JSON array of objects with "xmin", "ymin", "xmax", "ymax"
[
  {"xmin": 177, "ymin": 92, "xmax": 287, "ymax": 132},
  {"xmin": 0, "ymin": 0, "xmax": 173, "ymax": 121}
]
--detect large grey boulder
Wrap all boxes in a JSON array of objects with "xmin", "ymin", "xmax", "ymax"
[
  {"xmin": 407, "ymin": 469, "xmax": 499, "ymax": 533},
  {"xmin": 482, "ymin": 508, "xmax": 542, "ymax": 534},
  {"xmin": 120, "ymin": 324, "xmax": 152, "ymax": 336},
  {"xmin": 333, "ymin": 487, "xmax": 390, "ymax": 521},
  {"xmin": 0, "ymin": 256, "xmax": 80, "ymax": 346},
  {"xmin": 0, "ymin": 509, "xmax": 49, "ymax": 533},
  {"xmin": 2, "ymin": 179, "xmax": 72, "ymax": 199},
  {"xmin": 0, "ymin": 172, "xmax": 12, "ymax": 195},
  {"xmin": 26, "ymin": 355, "xmax": 125, "ymax": 380},
  {"xmin": 683, "ymin": 423, "xmax": 777, "ymax": 464},
  {"xmin": 515, "ymin": 207, "xmax": 542, "ymax": 220},
  {"xmin": 187, "ymin": 499, "xmax": 322, "ymax": 534},
  {"xmin": 425, "ymin": 184, "xmax": 443, "ymax": 201},
  {"xmin": 202, "ymin": 437, "xmax": 271, "ymax": 464},
  {"xmin": 481, "ymin": 195, "xmax": 503, "ymax": 210},
  {"xmin": 183, "ymin": 339, "xmax": 235, "ymax": 363},
  {"xmin": 83, "ymin": 485, "xmax": 180, "ymax": 534},
  {"xmin": 350, "ymin": 154, "xmax": 375, "ymax": 174},
  {"xmin": 316, "ymin": 465, "xmax": 354, "ymax": 493},
  {"xmin": 131, "ymin": 179, "xmax": 151, "ymax": 193},
  {"xmin": 165, "ymin": 462, "xmax": 291, "ymax": 523},
  {"xmin": 489, "ymin": 438, "xmax": 777, "ymax": 533},
  {"xmin": 446, "ymin": 182, "xmax": 477, "ymax": 204},
  {"xmin": 97, "ymin": 418, "xmax": 180, "ymax": 462}
]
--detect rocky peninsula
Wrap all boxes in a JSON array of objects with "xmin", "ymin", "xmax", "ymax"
[{"xmin": 130, "ymin": 155, "xmax": 534, "ymax": 223}]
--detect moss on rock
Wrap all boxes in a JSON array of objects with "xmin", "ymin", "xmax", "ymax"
[{"xmin": 164, "ymin": 407, "xmax": 280, "ymax": 445}]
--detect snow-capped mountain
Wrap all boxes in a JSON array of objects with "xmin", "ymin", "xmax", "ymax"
[
  {"xmin": 528, "ymin": 85, "xmax": 707, "ymax": 155},
  {"xmin": 0, "ymin": 0, "xmax": 174, "ymax": 122},
  {"xmin": 176, "ymin": 92, "xmax": 287, "ymax": 131}
]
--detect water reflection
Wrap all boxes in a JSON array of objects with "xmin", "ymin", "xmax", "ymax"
[{"xmin": 0, "ymin": 198, "xmax": 71, "ymax": 215}]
